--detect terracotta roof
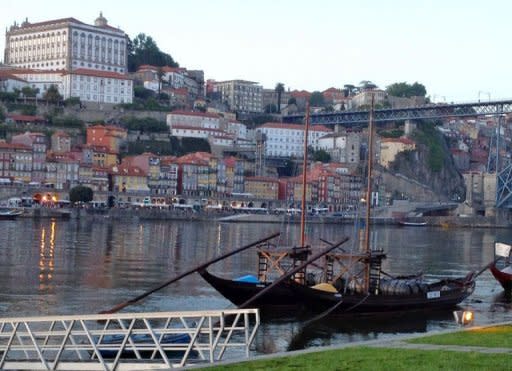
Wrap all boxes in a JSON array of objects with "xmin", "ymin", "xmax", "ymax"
[
  {"xmin": 68, "ymin": 68, "xmax": 131, "ymax": 79},
  {"xmin": 0, "ymin": 142, "xmax": 31, "ymax": 150},
  {"xmin": 0, "ymin": 71, "xmax": 27, "ymax": 82},
  {"xmin": 290, "ymin": 90, "xmax": 311, "ymax": 98},
  {"xmin": 12, "ymin": 17, "xmax": 84, "ymax": 29}
]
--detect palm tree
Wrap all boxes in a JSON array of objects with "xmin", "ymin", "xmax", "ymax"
[{"xmin": 275, "ymin": 82, "xmax": 285, "ymax": 114}]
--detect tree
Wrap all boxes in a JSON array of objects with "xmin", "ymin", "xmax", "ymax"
[
  {"xmin": 21, "ymin": 86, "xmax": 39, "ymax": 103},
  {"xmin": 288, "ymin": 97, "xmax": 297, "ymax": 105},
  {"xmin": 128, "ymin": 33, "xmax": 179, "ymax": 72},
  {"xmin": 312, "ymin": 149, "xmax": 331, "ymax": 163},
  {"xmin": 343, "ymin": 84, "xmax": 358, "ymax": 97},
  {"xmin": 386, "ymin": 82, "xmax": 427, "ymax": 97},
  {"xmin": 275, "ymin": 82, "xmax": 285, "ymax": 113},
  {"xmin": 359, "ymin": 80, "xmax": 378, "ymax": 90},
  {"xmin": 43, "ymin": 85, "xmax": 62, "ymax": 105},
  {"xmin": 157, "ymin": 66, "xmax": 165, "ymax": 98},
  {"xmin": 69, "ymin": 185, "xmax": 93, "ymax": 205},
  {"xmin": 264, "ymin": 103, "xmax": 277, "ymax": 113},
  {"xmin": 309, "ymin": 91, "xmax": 325, "ymax": 107}
]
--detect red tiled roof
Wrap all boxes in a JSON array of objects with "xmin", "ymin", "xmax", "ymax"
[
  {"xmin": 13, "ymin": 17, "xmax": 84, "ymax": 29},
  {"xmin": 0, "ymin": 142, "xmax": 31, "ymax": 150},
  {"xmin": 290, "ymin": 90, "xmax": 311, "ymax": 98},
  {"xmin": 68, "ymin": 68, "xmax": 131, "ymax": 79}
]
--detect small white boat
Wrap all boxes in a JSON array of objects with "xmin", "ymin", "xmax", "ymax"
[
  {"xmin": 399, "ymin": 220, "xmax": 427, "ymax": 227},
  {"xmin": 0, "ymin": 208, "xmax": 23, "ymax": 220}
]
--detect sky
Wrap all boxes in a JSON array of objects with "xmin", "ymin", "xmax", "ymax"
[{"xmin": 1, "ymin": 0, "xmax": 510, "ymax": 102}]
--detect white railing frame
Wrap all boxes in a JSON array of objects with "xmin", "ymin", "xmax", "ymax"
[{"xmin": 0, "ymin": 309, "xmax": 260, "ymax": 370}]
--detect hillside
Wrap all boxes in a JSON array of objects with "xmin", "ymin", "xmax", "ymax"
[{"xmin": 387, "ymin": 122, "xmax": 465, "ymax": 201}]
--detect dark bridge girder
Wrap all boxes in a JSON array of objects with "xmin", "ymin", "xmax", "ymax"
[{"xmin": 283, "ymin": 99, "xmax": 512, "ymax": 126}]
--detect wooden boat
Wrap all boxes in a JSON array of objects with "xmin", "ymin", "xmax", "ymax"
[
  {"xmin": 285, "ymin": 93, "xmax": 476, "ymax": 315},
  {"xmin": 200, "ymin": 104, "xmax": 341, "ymax": 309},
  {"xmin": 489, "ymin": 242, "xmax": 512, "ymax": 291}
]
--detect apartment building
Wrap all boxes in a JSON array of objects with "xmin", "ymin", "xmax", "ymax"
[{"xmin": 211, "ymin": 80, "xmax": 263, "ymax": 113}]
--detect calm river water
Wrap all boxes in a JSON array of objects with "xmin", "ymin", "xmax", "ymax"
[{"xmin": 0, "ymin": 217, "xmax": 511, "ymax": 354}]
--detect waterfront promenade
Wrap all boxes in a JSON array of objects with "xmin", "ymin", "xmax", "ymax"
[{"xmin": 193, "ymin": 321, "xmax": 512, "ymax": 370}]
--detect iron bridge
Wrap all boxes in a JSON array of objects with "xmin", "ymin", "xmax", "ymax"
[{"xmin": 283, "ymin": 99, "xmax": 512, "ymax": 126}]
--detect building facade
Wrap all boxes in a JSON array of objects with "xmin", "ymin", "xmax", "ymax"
[
  {"xmin": 212, "ymin": 80, "xmax": 263, "ymax": 113},
  {"xmin": 4, "ymin": 13, "xmax": 128, "ymax": 74}
]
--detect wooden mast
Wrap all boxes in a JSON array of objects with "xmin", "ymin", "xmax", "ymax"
[
  {"xmin": 300, "ymin": 102, "xmax": 311, "ymax": 248},
  {"xmin": 363, "ymin": 93, "xmax": 375, "ymax": 293}
]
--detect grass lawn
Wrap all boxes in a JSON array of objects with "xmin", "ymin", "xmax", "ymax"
[
  {"xmin": 409, "ymin": 325, "xmax": 512, "ymax": 348},
  {"xmin": 204, "ymin": 346, "xmax": 511, "ymax": 370}
]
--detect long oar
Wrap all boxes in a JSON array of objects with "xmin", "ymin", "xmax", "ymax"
[
  {"xmin": 101, "ymin": 231, "xmax": 280, "ymax": 314},
  {"xmin": 238, "ymin": 236, "xmax": 350, "ymax": 309}
]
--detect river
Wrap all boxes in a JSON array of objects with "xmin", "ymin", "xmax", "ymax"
[{"xmin": 0, "ymin": 217, "xmax": 511, "ymax": 354}]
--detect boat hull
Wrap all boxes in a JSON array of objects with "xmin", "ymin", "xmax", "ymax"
[
  {"xmin": 489, "ymin": 263, "xmax": 512, "ymax": 291},
  {"xmin": 198, "ymin": 269, "xmax": 299, "ymax": 308},
  {"xmin": 287, "ymin": 275, "xmax": 475, "ymax": 314}
]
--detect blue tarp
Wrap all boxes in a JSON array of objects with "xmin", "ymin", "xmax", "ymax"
[{"xmin": 234, "ymin": 275, "xmax": 260, "ymax": 284}]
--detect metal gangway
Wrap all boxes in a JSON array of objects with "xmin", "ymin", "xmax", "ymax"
[{"xmin": 0, "ymin": 308, "xmax": 260, "ymax": 370}]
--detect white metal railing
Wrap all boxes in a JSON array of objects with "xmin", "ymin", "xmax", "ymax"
[{"xmin": 0, "ymin": 309, "xmax": 260, "ymax": 370}]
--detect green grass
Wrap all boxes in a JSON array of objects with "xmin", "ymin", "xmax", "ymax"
[
  {"xmin": 409, "ymin": 325, "xmax": 512, "ymax": 348},
  {"xmin": 204, "ymin": 346, "xmax": 511, "ymax": 370}
]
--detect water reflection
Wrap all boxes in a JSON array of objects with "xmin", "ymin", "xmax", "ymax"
[{"xmin": 1, "ymin": 219, "xmax": 512, "ymax": 355}]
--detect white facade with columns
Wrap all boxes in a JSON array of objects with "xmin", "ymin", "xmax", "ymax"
[{"xmin": 4, "ymin": 13, "xmax": 128, "ymax": 74}]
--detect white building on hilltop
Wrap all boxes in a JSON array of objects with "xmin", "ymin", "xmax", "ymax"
[{"xmin": 4, "ymin": 13, "xmax": 128, "ymax": 74}]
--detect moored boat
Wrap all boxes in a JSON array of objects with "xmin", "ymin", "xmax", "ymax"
[
  {"xmin": 489, "ymin": 242, "xmax": 512, "ymax": 291},
  {"xmin": 285, "ymin": 93, "xmax": 476, "ymax": 316},
  {"xmin": 0, "ymin": 208, "xmax": 23, "ymax": 220}
]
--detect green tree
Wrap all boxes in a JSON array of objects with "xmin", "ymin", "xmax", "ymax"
[
  {"xmin": 344, "ymin": 84, "xmax": 358, "ymax": 96},
  {"xmin": 264, "ymin": 104, "xmax": 277, "ymax": 114},
  {"xmin": 134, "ymin": 86, "xmax": 155, "ymax": 100},
  {"xmin": 128, "ymin": 33, "xmax": 178, "ymax": 72},
  {"xmin": 275, "ymin": 82, "xmax": 285, "ymax": 113},
  {"xmin": 359, "ymin": 80, "xmax": 378, "ymax": 90},
  {"xmin": 0, "ymin": 106, "xmax": 5, "ymax": 122},
  {"xmin": 64, "ymin": 97, "xmax": 82, "ymax": 107},
  {"xmin": 69, "ymin": 185, "xmax": 93, "ymax": 204},
  {"xmin": 309, "ymin": 91, "xmax": 325, "ymax": 107},
  {"xmin": 311, "ymin": 148, "xmax": 331, "ymax": 163},
  {"xmin": 43, "ymin": 85, "xmax": 62, "ymax": 105},
  {"xmin": 288, "ymin": 97, "xmax": 297, "ymax": 105},
  {"xmin": 386, "ymin": 82, "xmax": 427, "ymax": 97},
  {"xmin": 21, "ymin": 86, "xmax": 39, "ymax": 103}
]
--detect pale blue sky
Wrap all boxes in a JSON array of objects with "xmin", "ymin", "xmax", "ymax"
[{"xmin": 1, "ymin": 0, "xmax": 510, "ymax": 102}]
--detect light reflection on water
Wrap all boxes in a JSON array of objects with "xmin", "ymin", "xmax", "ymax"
[{"xmin": 0, "ymin": 218, "xmax": 511, "ymax": 354}]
